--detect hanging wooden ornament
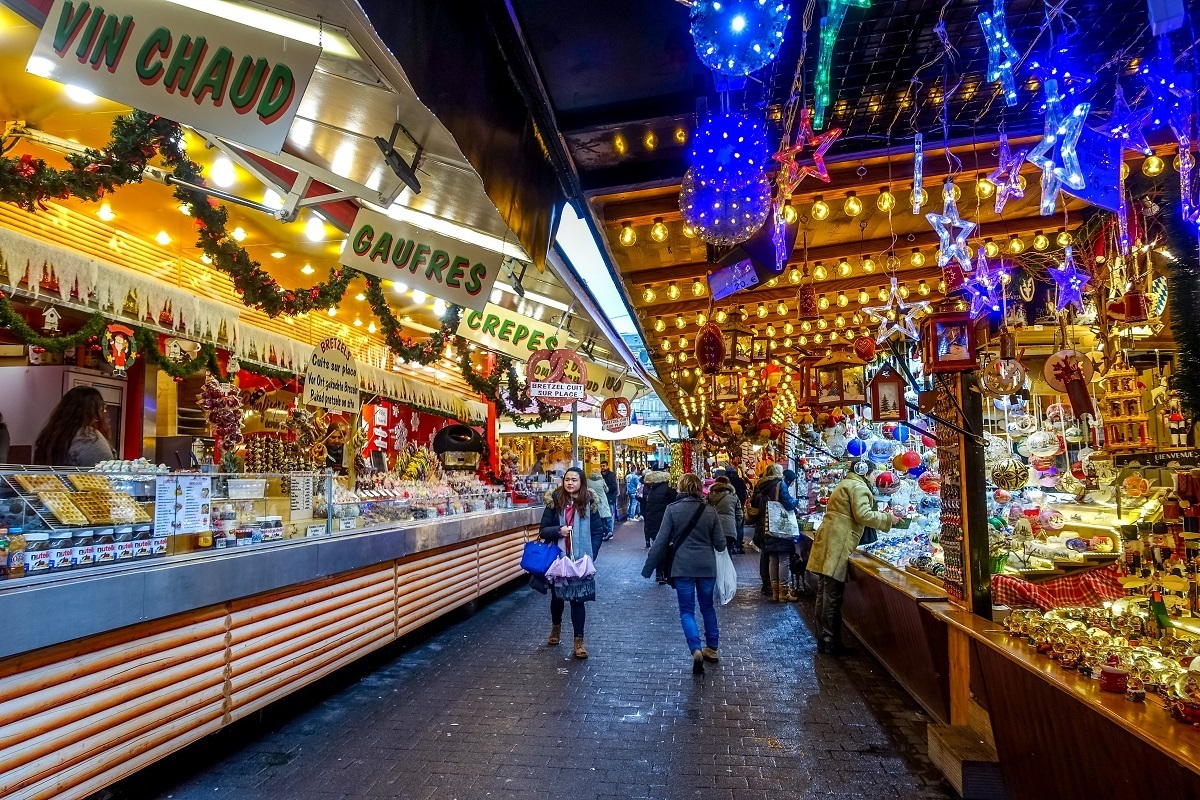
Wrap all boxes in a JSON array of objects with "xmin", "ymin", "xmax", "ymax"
[
  {"xmin": 852, "ymin": 335, "xmax": 877, "ymax": 362},
  {"xmin": 102, "ymin": 323, "xmax": 137, "ymax": 377},
  {"xmin": 1044, "ymin": 349, "xmax": 1096, "ymax": 418},
  {"xmin": 41, "ymin": 307, "xmax": 60, "ymax": 332},
  {"xmin": 868, "ymin": 363, "xmax": 908, "ymax": 422},
  {"xmin": 798, "ymin": 285, "xmax": 818, "ymax": 318},
  {"xmin": 695, "ymin": 321, "xmax": 726, "ymax": 374}
]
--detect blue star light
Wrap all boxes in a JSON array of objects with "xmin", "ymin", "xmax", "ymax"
[
  {"xmin": 926, "ymin": 191, "xmax": 977, "ymax": 273},
  {"xmin": 964, "ymin": 251, "xmax": 1005, "ymax": 319},
  {"xmin": 987, "ymin": 129, "xmax": 1029, "ymax": 214},
  {"xmin": 1026, "ymin": 79, "xmax": 1091, "ymax": 215},
  {"xmin": 1028, "ymin": 37, "xmax": 1095, "ymax": 108},
  {"xmin": 1096, "ymin": 84, "xmax": 1152, "ymax": 156},
  {"xmin": 1139, "ymin": 35, "xmax": 1193, "ymax": 137},
  {"xmin": 1048, "ymin": 246, "xmax": 1091, "ymax": 313},
  {"xmin": 979, "ymin": 0, "xmax": 1019, "ymax": 106}
]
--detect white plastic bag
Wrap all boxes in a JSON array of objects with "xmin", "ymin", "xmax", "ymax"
[{"xmin": 715, "ymin": 548, "xmax": 737, "ymax": 605}]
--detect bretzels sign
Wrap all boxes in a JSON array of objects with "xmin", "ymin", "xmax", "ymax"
[
  {"xmin": 527, "ymin": 348, "xmax": 586, "ymax": 406},
  {"xmin": 600, "ymin": 397, "xmax": 631, "ymax": 433}
]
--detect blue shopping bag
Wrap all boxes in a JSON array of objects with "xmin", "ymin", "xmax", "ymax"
[{"xmin": 520, "ymin": 540, "xmax": 559, "ymax": 575}]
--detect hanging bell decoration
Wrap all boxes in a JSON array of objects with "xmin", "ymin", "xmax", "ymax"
[
  {"xmin": 695, "ymin": 321, "xmax": 726, "ymax": 375},
  {"xmin": 1122, "ymin": 283, "xmax": 1150, "ymax": 323}
]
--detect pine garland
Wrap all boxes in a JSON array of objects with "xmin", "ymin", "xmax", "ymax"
[
  {"xmin": 0, "ymin": 294, "xmax": 106, "ymax": 352},
  {"xmin": 362, "ymin": 275, "xmax": 459, "ymax": 363},
  {"xmin": 134, "ymin": 327, "xmax": 220, "ymax": 379}
]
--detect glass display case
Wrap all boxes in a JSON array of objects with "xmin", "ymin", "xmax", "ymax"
[{"xmin": 318, "ymin": 476, "xmax": 513, "ymax": 535}]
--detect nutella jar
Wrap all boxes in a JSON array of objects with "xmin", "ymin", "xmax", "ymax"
[
  {"xmin": 132, "ymin": 525, "xmax": 153, "ymax": 559},
  {"xmin": 48, "ymin": 531, "xmax": 74, "ymax": 571},
  {"xmin": 94, "ymin": 528, "xmax": 117, "ymax": 564},
  {"xmin": 73, "ymin": 529, "xmax": 96, "ymax": 568},
  {"xmin": 114, "ymin": 526, "xmax": 135, "ymax": 561},
  {"xmin": 149, "ymin": 526, "xmax": 168, "ymax": 557},
  {"xmin": 23, "ymin": 532, "xmax": 50, "ymax": 574}
]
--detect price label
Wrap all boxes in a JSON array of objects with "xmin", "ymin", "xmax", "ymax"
[
  {"xmin": 339, "ymin": 518, "xmax": 358, "ymax": 531},
  {"xmin": 306, "ymin": 523, "xmax": 327, "ymax": 538},
  {"xmin": 708, "ymin": 257, "xmax": 760, "ymax": 301}
]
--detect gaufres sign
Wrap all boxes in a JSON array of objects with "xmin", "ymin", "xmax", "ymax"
[
  {"xmin": 342, "ymin": 207, "xmax": 501, "ymax": 313},
  {"xmin": 30, "ymin": 0, "xmax": 321, "ymax": 154}
]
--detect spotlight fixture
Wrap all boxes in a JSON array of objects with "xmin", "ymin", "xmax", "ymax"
[{"xmin": 374, "ymin": 122, "xmax": 423, "ymax": 194}]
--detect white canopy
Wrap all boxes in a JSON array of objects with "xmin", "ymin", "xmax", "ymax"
[{"xmin": 499, "ymin": 416, "xmax": 668, "ymax": 443}]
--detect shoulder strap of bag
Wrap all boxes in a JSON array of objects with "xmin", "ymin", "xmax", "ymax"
[{"xmin": 669, "ymin": 502, "xmax": 707, "ymax": 551}]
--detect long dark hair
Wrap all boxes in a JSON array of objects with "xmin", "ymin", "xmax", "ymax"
[
  {"xmin": 552, "ymin": 466, "xmax": 589, "ymax": 515},
  {"xmin": 34, "ymin": 387, "xmax": 109, "ymax": 465}
]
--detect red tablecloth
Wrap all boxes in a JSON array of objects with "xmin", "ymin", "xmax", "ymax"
[{"xmin": 991, "ymin": 564, "xmax": 1126, "ymax": 611}]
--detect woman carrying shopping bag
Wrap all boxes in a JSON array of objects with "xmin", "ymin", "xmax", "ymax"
[
  {"xmin": 748, "ymin": 464, "xmax": 798, "ymax": 602},
  {"xmin": 539, "ymin": 467, "xmax": 602, "ymax": 658},
  {"xmin": 642, "ymin": 473, "xmax": 726, "ymax": 674}
]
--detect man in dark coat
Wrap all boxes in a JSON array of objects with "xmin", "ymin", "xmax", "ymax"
[
  {"xmin": 600, "ymin": 459, "xmax": 619, "ymax": 519},
  {"xmin": 640, "ymin": 465, "xmax": 677, "ymax": 570}
]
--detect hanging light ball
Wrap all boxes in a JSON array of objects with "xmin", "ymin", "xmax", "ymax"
[
  {"xmin": 1056, "ymin": 230, "xmax": 1073, "ymax": 247},
  {"xmin": 1142, "ymin": 154, "xmax": 1165, "ymax": 177},
  {"xmin": 813, "ymin": 263, "xmax": 829, "ymax": 281},
  {"xmin": 691, "ymin": 111, "xmax": 769, "ymax": 184},
  {"xmin": 984, "ymin": 239, "xmax": 1000, "ymax": 258},
  {"xmin": 619, "ymin": 222, "xmax": 636, "ymax": 247},
  {"xmin": 689, "ymin": 0, "xmax": 791, "ymax": 77},
  {"xmin": 877, "ymin": 189, "xmax": 896, "ymax": 212},
  {"xmin": 650, "ymin": 217, "xmax": 669, "ymax": 243},
  {"xmin": 781, "ymin": 199, "xmax": 798, "ymax": 225},
  {"xmin": 843, "ymin": 193, "xmax": 863, "ymax": 217},
  {"xmin": 1033, "ymin": 231, "xmax": 1050, "ymax": 251},
  {"xmin": 910, "ymin": 249, "xmax": 926, "ymax": 267},
  {"xmin": 682, "ymin": 223, "xmax": 697, "ymax": 238},
  {"xmin": 695, "ymin": 322, "xmax": 727, "ymax": 374},
  {"xmin": 692, "ymin": 280, "xmax": 706, "ymax": 297},
  {"xmin": 642, "ymin": 287, "xmax": 656, "ymax": 303},
  {"xmin": 1008, "ymin": 236, "xmax": 1025, "ymax": 254},
  {"xmin": 666, "ymin": 282, "xmax": 682, "ymax": 300},
  {"xmin": 811, "ymin": 197, "xmax": 831, "ymax": 221},
  {"xmin": 679, "ymin": 168, "xmax": 771, "ymax": 247},
  {"xmin": 862, "ymin": 257, "xmax": 876, "ymax": 273},
  {"xmin": 976, "ymin": 176, "xmax": 996, "ymax": 198}
]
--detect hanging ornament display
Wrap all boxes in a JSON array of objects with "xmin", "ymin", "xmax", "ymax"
[
  {"xmin": 926, "ymin": 190, "xmax": 977, "ymax": 287},
  {"xmin": 102, "ymin": 323, "xmax": 137, "ymax": 377},
  {"xmin": 863, "ymin": 277, "xmax": 930, "ymax": 344},
  {"xmin": 813, "ymin": 0, "xmax": 872, "ymax": 129},
  {"xmin": 198, "ymin": 374, "xmax": 244, "ymax": 449},
  {"xmin": 987, "ymin": 129, "xmax": 1028, "ymax": 214},
  {"xmin": 978, "ymin": 0, "xmax": 1019, "ymax": 106},
  {"xmin": 1096, "ymin": 83, "xmax": 1153, "ymax": 156},
  {"xmin": 875, "ymin": 470, "xmax": 901, "ymax": 495},
  {"xmin": 691, "ymin": 111, "xmax": 770, "ymax": 185},
  {"xmin": 918, "ymin": 471, "xmax": 942, "ymax": 494},
  {"xmin": 1026, "ymin": 79, "xmax": 1091, "ymax": 215},
  {"xmin": 852, "ymin": 335, "xmax": 877, "ymax": 362},
  {"xmin": 679, "ymin": 168, "xmax": 772, "ymax": 247},
  {"xmin": 695, "ymin": 322, "xmax": 727, "ymax": 374},
  {"xmin": 964, "ymin": 250, "xmax": 1006, "ymax": 319},
  {"xmin": 41, "ymin": 307, "xmax": 60, "ymax": 333},
  {"xmin": 1047, "ymin": 246, "xmax": 1091, "ymax": 312},
  {"xmin": 1045, "ymin": 349, "xmax": 1096, "ymax": 419},
  {"xmin": 991, "ymin": 456, "xmax": 1029, "ymax": 491},
  {"xmin": 911, "ymin": 133, "xmax": 924, "ymax": 214},
  {"xmin": 773, "ymin": 109, "xmax": 841, "ymax": 195},
  {"xmin": 798, "ymin": 285, "xmax": 819, "ymax": 318},
  {"xmin": 689, "ymin": 0, "xmax": 791, "ymax": 77}
]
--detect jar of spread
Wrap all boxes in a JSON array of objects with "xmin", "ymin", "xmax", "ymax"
[
  {"xmin": 132, "ymin": 525, "xmax": 153, "ymax": 558},
  {"xmin": 48, "ymin": 531, "xmax": 74, "ymax": 570},
  {"xmin": 7, "ymin": 527, "xmax": 26, "ymax": 578},
  {"xmin": 0, "ymin": 528, "xmax": 8, "ymax": 578},
  {"xmin": 197, "ymin": 530, "xmax": 213, "ymax": 548},
  {"xmin": 149, "ymin": 526, "xmax": 168, "ymax": 557},
  {"xmin": 114, "ymin": 526, "xmax": 135, "ymax": 561},
  {"xmin": 95, "ymin": 528, "xmax": 117, "ymax": 564},
  {"xmin": 73, "ymin": 529, "xmax": 96, "ymax": 568},
  {"xmin": 24, "ymin": 532, "xmax": 50, "ymax": 573}
]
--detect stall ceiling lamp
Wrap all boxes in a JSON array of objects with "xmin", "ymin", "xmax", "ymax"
[
  {"xmin": 976, "ymin": 175, "xmax": 996, "ymax": 198},
  {"xmin": 756, "ymin": 303, "xmax": 768, "ymax": 318},
  {"xmin": 619, "ymin": 221, "xmax": 636, "ymax": 247},
  {"xmin": 1033, "ymin": 231, "xmax": 1050, "ymax": 250},
  {"xmin": 654, "ymin": 316, "xmax": 666, "ymax": 332},
  {"xmin": 327, "ymin": 307, "xmax": 337, "ymax": 316},
  {"xmin": 692, "ymin": 280, "xmax": 706, "ymax": 297},
  {"xmin": 1009, "ymin": 236, "xmax": 1025, "ymax": 253},
  {"xmin": 861, "ymin": 257, "xmax": 876, "ymax": 273},
  {"xmin": 1057, "ymin": 230, "xmax": 1073, "ymax": 246},
  {"xmin": 650, "ymin": 218, "xmax": 669, "ymax": 243},
  {"xmin": 270, "ymin": 251, "xmax": 285, "ymax": 259},
  {"xmin": 675, "ymin": 315, "xmax": 686, "ymax": 329},
  {"xmin": 877, "ymin": 188, "xmax": 896, "ymax": 212},
  {"xmin": 843, "ymin": 193, "xmax": 863, "ymax": 217},
  {"xmin": 1143, "ymin": 154, "xmax": 1166, "ymax": 176},
  {"xmin": 97, "ymin": 203, "xmax": 115, "ymax": 222},
  {"xmin": 781, "ymin": 199, "xmax": 799, "ymax": 225},
  {"xmin": 811, "ymin": 197, "xmax": 830, "ymax": 221},
  {"xmin": 231, "ymin": 227, "xmax": 247, "ymax": 242},
  {"xmin": 667, "ymin": 283, "xmax": 681, "ymax": 300},
  {"xmin": 644, "ymin": 131, "xmax": 659, "ymax": 151},
  {"xmin": 837, "ymin": 259, "xmax": 852, "ymax": 277},
  {"xmin": 155, "ymin": 231, "xmax": 171, "ymax": 246},
  {"xmin": 210, "ymin": 156, "xmax": 236, "ymax": 189},
  {"xmin": 776, "ymin": 301, "xmax": 788, "ymax": 315},
  {"xmin": 837, "ymin": 291, "xmax": 849, "ymax": 307},
  {"xmin": 857, "ymin": 289, "xmax": 870, "ymax": 304},
  {"xmin": 788, "ymin": 267, "xmax": 801, "ymax": 284},
  {"xmin": 983, "ymin": 239, "xmax": 1000, "ymax": 258},
  {"xmin": 412, "ymin": 289, "xmax": 427, "ymax": 303},
  {"xmin": 305, "ymin": 215, "xmax": 326, "ymax": 242},
  {"xmin": 642, "ymin": 287, "xmax": 656, "ymax": 303},
  {"xmin": 910, "ymin": 249, "xmax": 925, "ymax": 267},
  {"xmin": 682, "ymin": 223, "xmax": 697, "ymax": 238},
  {"xmin": 715, "ymin": 309, "xmax": 728, "ymax": 323},
  {"xmin": 813, "ymin": 262, "xmax": 828, "ymax": 281}
]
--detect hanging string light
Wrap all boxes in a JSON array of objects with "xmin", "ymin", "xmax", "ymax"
[{"xmin": 689, "ymin": 0, "xmax": 791, "ymax": 77}]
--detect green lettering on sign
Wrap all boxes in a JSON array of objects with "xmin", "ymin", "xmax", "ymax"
[
  {"xmin": 229, "ymin": 56, "xmax": 267, "ymax": 112},
  {"xmin": 135, "ymin": 26, "xmax": 170, "ymax": 84},
  {"xmin": 53, "ymin": 1, "xmax": 93, "ymax": 58},
  {"xmin": 351, "ymin": 225, "xmax": 374, "ymax": 256},
  {"xmin": 88, "ymin": 12, "xmax": 134, "ymax": 72},
  {"xmin": 191, "ymin": 46, "xmax": 232, "ymax": 104},
  {"xmin": 256, "ymin": 62, "xmax": 295, "ymax": 124}
]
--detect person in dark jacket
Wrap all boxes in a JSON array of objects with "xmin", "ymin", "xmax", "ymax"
[
  {"xmin": 600, "ymin": 460, "xmax": 619, "ymax": 519},
  {"xmin": 749, "ymin": 464, "xmax": 798, "ymax": 601},
  {"xmin": 538, "ymin": 467, "xmax": 602, "ymax": 659},
  {"xmin": 642, "ymin": 473, "xmax": 726, "ymax": 673},
  {"xmin": 640, "ymin": 466, "xmax": 677, "ymax": 555},
  {"xmin": 707, "ymin": 472, "xmax": 742, "ymax": 554},
  {"xmin": 725, "ymin": 460, "xmax": 749, "ymax": 550}
]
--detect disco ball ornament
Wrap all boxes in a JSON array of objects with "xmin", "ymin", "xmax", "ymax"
[
  {"xmin": 869, "ymin": 439, "xmax": 895, "ymax": 463},
  {"xmin": 918, "ymin": 472, "xmax": 942, "ymax": 494},
  {"xmin": 991, "ymin": 457, "xmax": 1029, "ymax": 491},
  {"xmin": 679, "ymin": 168, "xmax": 771, "ymax": 247},
  {"xmin": 689, "ymin": 0, "xmax": 791, "ymax": 76},
  {"xmin": 1027, "ymin": 430, "xmax": 1062, "ymax": 458},
  {"xmin": 875, "ymin": 471, "xmax": 901, "ymax": 495},
  {"xmin": 691, "ymin": 111, "xmax": 769, "ymax": 185},
  {"xmin": 695, "ymin": 322, "xmax": 727, "ymax": 374},
  {"xmin": 846, "ymin": 438, "xmax": 867, "ymax": 458}
]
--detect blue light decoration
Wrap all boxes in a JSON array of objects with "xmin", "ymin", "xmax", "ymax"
[
  {"xmin": 813, "ymin": 0, "xmax": 872, "ymax": 129},
  {"xmin": 1028, "ymin": 35, "xmax": 1095, "ymax": 110},
  {"xmin": 863, "ymin": 277, "xmax": 930, "ymax": 344},
  {"xmin": 986, "ymin": 129, "xmax": 1028, "ymax": 214},
  {"xmin": 691, "ymin": 110, "xmax": 770, "ymax": 185},
  {"xmin": 689, "ymin": 0, "xmax": 791, "ymax": 77},
  {"xmin": 1026, "ymin": 79, "xmax": 1091, "ymax": 215},
  {"xmin": 978, "ymin": 0, "xmax": 1019, "ymax": 106},
  {"xmin": 1096, "ymin": 84, "xmax": 1153, "ymax": 156},
  {"xmin": 1139, "ymin": 36, "xmax": 1199, "ymax": 226},
  {"xmin": 1048, "ymin": 246, "xmax": 1091, "ymax": 313},
  {"xmin": 679, "ymin": 167, "xmax": 772, "ymax": 247},
  {"xmin": 964, "ymin": 251, "xmax": 1006, "ymax": 320},
  {"xmin": 912, "ymin": 133, "xmax": 924, "ymax": 214},
  {"xmin": 926, "ymin": 190, "xmax": 977, "ymax": 277}
]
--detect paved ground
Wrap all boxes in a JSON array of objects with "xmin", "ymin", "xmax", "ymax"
[{"xmin": 97, "ymin": 520, "xmax": 954, "ymax": 800}]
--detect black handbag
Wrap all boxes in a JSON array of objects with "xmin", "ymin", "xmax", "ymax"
[
  {"xmin": 660, "ymin": 502, "xmax": 706, "ymax": 587},
  {"xmin": 859, "ymin": 527, "xmax": 879, "ymax": 546}
]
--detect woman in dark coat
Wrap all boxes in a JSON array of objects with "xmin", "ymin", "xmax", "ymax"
[
  {"xmin": 538, "ymin": 467, "xmax": 602, "ymax": 659},
  {"xmin": 640, "ymin": 466, "xmax": 677, "ymax": 554},
  {"xmin": 749, "ymin": 464, "xmax": 798, "ymax": 601},
  {"xmin": 642, "ymin": 473, "xmax": 726, "ymax": 673}
]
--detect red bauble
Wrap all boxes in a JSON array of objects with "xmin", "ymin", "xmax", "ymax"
[
  {"xmin": 695, "ymin": 322, "xmax": 726, "ymax": 375},
  {"xmin": 918, "ymin": 472, "xmax": 942, "ymax": 493},
  {"xmin": 875, "ymin": 471, "xmax": 900, "ymax": 494},
  {"xmin": 921, "ymin": 434, "xmax": 937, "ymax": 448},
  {"xmin": 882, "ymin": 422, "xmax": 898, "ymax": 439},
  {"xmin": 852, "ymin": 336, "xmax": 877, "ymax": 362},
  {"xmin": 900, "ymin": 450, "xmax": 922, "ymax": 470}
]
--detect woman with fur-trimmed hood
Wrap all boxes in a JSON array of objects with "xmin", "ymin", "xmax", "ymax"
[
  {"xmin": 538, "ymin": 467, "xmax": 602, "ymax": 659},
  {"xmin": 640, "ymin": 466, "xmax": 677, "ymax": 549}
]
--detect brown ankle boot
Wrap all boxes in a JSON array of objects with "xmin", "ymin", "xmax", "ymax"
[
  {"xmin": 548, "ymin": 624, "xmax": 561, "ymax": 646},
  {"xmin": 771, "ymin": 581, "xmax": 781, "ymax": 602},
  {"xmin": 573, "ymin": 636, "xmax": 588, "ymax": 659}
]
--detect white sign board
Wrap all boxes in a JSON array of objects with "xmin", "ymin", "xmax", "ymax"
[
  {"xmin": 456, "ymin": 303, "xmax": 565, "ymax": 360},
  {"xmin": 29, "ymin": 0, "xmax": 321, "ymax": 153},
  {"xmin": 302, "ymin": 338, "xmax": 360, "ymax": 413},
  {"xmin": 529, "ymin": 381, "xmax": 585, "ymax": 400},
  {"xmin": 342, "ymin": 207, "xmax": 501, "ymax": 312}
]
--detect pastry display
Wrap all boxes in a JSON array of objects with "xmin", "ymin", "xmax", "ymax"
[
  {"xmin": 14, "ymin": 474, "xmax": 67, "ymax": 494},
  {"xmin": 66, "ymin": 474, "xmax": 113, "ymax": 492},
  {"xmin": 35, "ymin": 492, "xmax": 88, "ymax": 526}
]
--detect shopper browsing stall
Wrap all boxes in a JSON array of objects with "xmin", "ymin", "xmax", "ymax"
[
  {"xmin": 539, "ymin": 467, "xmax": 601, "ymax": 659},
  {"xmin": 587, "ymin": 468, "xmax": 615, "ymax": 546},
  {"xmin": 749, "ymin": 464, "xmax": 798, "ymax": 602},
  {"xmin": 34, "ymin": 387, "xmax": 114, "ymax": 468}
]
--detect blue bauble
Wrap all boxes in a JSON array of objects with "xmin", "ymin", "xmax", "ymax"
[
  {"xmin": 868, "ymin": 439, "xmax": 894, "ymax": 463},
  {"xmin": 846, "ymin": 438, "xmax": 867, "ymax": 458},
  {"xmin": 691, "ymin": 111, "xmax": 769, "ymax": 185},
  {"xmin": 893, "ymin": 424, "xmax": 911, "ymax": 442},
  {"xmin": 690, "ymin": 0, "xmax": 791, "ymax": 76},
  {"xmin": 908, "ymin": 464, "xmax": 927, "ymax": 479}
]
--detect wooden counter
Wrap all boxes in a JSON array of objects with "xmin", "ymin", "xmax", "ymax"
[
  {"xmin": 842, "ymin": 552, "xmax": 954, "ymax": 724},
  {"xmin": 931, "ymin": 606, "xmax": 1200, "ymax": 799}
]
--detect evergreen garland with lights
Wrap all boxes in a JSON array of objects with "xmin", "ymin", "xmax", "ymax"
[{"xmin": 0, "ymin": 293, "xmax": 107, "ymax": 352}]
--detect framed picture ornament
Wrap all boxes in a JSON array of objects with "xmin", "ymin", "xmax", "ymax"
[
  {"xmin": 869, "ymin": 363, "xmax": 908, "ymax": 422},
  {"xmin": 922, "ymin": 310, "xmax": 977, "ymax": 374}
]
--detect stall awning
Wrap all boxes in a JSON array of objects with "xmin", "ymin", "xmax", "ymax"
[{"xmin": 499, "ymin": 416, "xmax": 667, "ymax": 443}]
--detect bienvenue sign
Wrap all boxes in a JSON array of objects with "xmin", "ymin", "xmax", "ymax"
[
  {"xmin": 30, "ymin": 0, "xmax": 321, "ymax": 153},
  {"xmin": 302, "ymin": 338, "xmax": 359, "ymax": 413},
  {"xmin": 342, "ymin": 207, "xmax": 501, "ymax": 312}
]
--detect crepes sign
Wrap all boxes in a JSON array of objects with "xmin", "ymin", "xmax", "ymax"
[
  {"xmin": 29, "ymin": 0, "xmax": 321, "ymax": 153},
  {"xmin": 343, "ymin": 207, "xmax": 501, "ymax": 313}
]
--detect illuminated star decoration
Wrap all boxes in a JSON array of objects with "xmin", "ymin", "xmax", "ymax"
[
  {"xmin": 1026, "ymin": 79, "xmax": 1091, "ymax": 215},
  {"xmin": 979, "ymin": 0, "xmax": 1019, "ymax": 106},
  {"xmin": 987, "ymin": 129, "xmax": 1029, "ymax": 214},
  {"xmin": 1140, "ymin": 36, "xmax": 1199, "ymax": 225},
  {"xmin": 927, "ymin": 190, "xmax": 977, "ymax": 278},
  {"xmin": 964, "ymin": 250, "xmax": 1006, "ymax": 319},
  {"xmin": 773, "ymin": 108, "xmax": 842, "ymax": 196},
  {"xmin": 1028, "ymin": 36, "xmax": 1096, "ymax": 107},
  {"xmin": 864, "ymin": 276, "xmax": 931, "ymax": 344},
  {"xmin": 1048, "ymin": 246, "xmax": 1091, "ymax": 313},
  {"xmin": 813, "ymin": 0, "xmax": 871, "ymax": 129},
  {"xmin": 1096, "ymin": 83, "xmax": 1152, "ymax": 156}
]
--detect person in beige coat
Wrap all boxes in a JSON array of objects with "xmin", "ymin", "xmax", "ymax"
[{"xmin": 808, "ymin": 470, "xmax": 900, "ymax": 654}]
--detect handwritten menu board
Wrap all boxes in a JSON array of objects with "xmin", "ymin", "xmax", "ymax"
[
  {"xmin": 290, "ymin": 475, "xmax": 315, "ymax": 521},
  {"xmin": 153, "ymin": 475, "xmax": 213, "ymax": 538}
]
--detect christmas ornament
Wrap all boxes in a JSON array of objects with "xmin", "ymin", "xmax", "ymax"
[
  {"xmin": 813, "ymin": 0, "xmax": 871, "ymax": 129},
  {"xmin": 1027, "ymin": 430, "xmax": 1062, "ymax": 458},
  {"xmin": 926, "ymin": 191, "xmax": 976, "ymax": 277},
  {"xmin": 1096, "ymin": 83, "xmax": 1152, "ymax": 156},
  {"xmin": 1045, "ymin": 349, "xmax": 1095, "ymax": 419},
  {"xmin": 991, "ymin": 457, "xmax": 1029, "ymax": 490},
  {"xmin": 689, "ymin": 0, "xmax": 791, "ymax": 77},
  {"xmin": 692, "ymin": 111, "xmax": 770, "ymax": 185},
  {"xmin": 918, "ymin": 472, "xmax": 942, "ymax": 494},
  {"xmin": 869, "ymin": 438, "xmax": 895, "ymax": 463},
  {"xmin": 679, "ymin": 168, "xmax": 772, "ymax": 247},
  {"xmin": 900, "ymin": 450, "xmax": 922, "ymax": 470},
  {"xmin": 852, "ymin": 335, "xmax": 877, "ymax": 362},
  {"xmin": 1047, "ymin": 246, "xmax": 1090, "ymax": 312},
  {"xmin": 863, "ymin": 277, "xmax": 930, "ymax": 344},
  {"xmin": 1026, "ymin": 79, "xmax": 1090, "ymax": 215},
  {"xmin": 846, "ymin": 438, "xmax": 867, "ymax": 458},
  {"xmin": 987, "ymin": 129, "xmax": 1029, "ymax": 214},
  {"xmin": 964, "ymin": 251, "xmax": 1005, "ymax": 319},
  {"xmin": 695, "ymin": 322, "xmax": 727, "ymax": 374},
  {"xmin": 773, "ymin": 108, "xmax": 841, "ymax": 194},
  {"xmin": 41, "ymin": 307, "xmax": 60, "ymax": 332},
  {"xmin": 102, "ymin": 323, "xmax": 137, "ymax": 377},
  {"xmin": 875, "ymin": 470, "xmax": 900, "ymax": 495},
  {"xmin": 979, "ymin": 0, "xmax": 1019, "ymax": 106}
]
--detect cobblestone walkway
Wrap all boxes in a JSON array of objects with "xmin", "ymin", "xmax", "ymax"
[{"xmin": 98, "ymin": 521, "xmax": 954, "ymax": 800}]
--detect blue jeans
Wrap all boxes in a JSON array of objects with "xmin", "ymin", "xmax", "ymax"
[
  {"xmin": 628, "ymin": 497, "xmax": 640, "ymax": 518},
  {"xmin": 674, "ymin": 577, "xmax": 719, "ymax": 653}
]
